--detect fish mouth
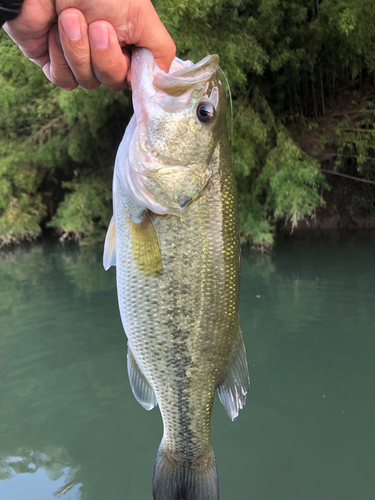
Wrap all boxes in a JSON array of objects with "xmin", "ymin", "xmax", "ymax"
[
  {"xmin": 130, "ymin": 48, "xmax": 220, "ymax": 98},
  {"xmin": 153, "ymin": 54, "xmax": 220, "ymax": 96}
]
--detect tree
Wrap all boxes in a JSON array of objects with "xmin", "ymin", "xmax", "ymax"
[{"xmin": 3, "ymin": 0, "xmax": 375, "ymax": 247}]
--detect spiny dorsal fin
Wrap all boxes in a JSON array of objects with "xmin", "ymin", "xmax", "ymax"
[
  {"xmin": 127, "ymin": 346, "xmax": 157, "ymax": 411},
  {"xmin": 103, "ymin": 216, "xmax": 116, "ymax": 270},
  {"xmin": 217, "ymin": 329, "xmax": 250, "ymax": 421},
  {"xmin": 130, "ymin": 211, "xmax": 162, "ymax": 277}
]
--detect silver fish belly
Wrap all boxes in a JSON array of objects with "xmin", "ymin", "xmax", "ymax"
[{"xmin": 104, "ymin": 48, "xmax": 250, "ymax": 500}]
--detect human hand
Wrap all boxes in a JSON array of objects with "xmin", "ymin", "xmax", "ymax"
[
  {"xmin": 3, "ymin": 0, "xmax": 56, "ymax": 67},
  {"xmin": 49, "ymin": 0, "xmax": 176, "ymax": 91},
  {"xmin": 4, "ymin": 0, "xmax": 176, "ymax": 91}
]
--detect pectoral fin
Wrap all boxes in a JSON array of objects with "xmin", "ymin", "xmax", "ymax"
[
  {"xmin": 130, "ymin": 210, "xmax": 162, "ymax": 276},
  {"xmin": 127, "ymin": 346, "xmax": 157, "ymax": 411},
  {"xmin": 217, "ymin": 329, "xmax": 250, "ymax": 421},
  {"xmin": 103, "ymin": 216, "xmax": 116, "ymax": 270}
]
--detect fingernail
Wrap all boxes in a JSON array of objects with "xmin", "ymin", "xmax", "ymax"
[
  {"xmin": 61, "ymin": 14, "xmax": 81, "ymax": 41},
  {"xmin": 89, "ymin": 23, "xmax": 109, "ymax": 49}
]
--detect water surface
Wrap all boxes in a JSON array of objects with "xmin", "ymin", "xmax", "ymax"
[{"xmin": 0, "ymin": 233, "xmax": 374, "ymax": 499}]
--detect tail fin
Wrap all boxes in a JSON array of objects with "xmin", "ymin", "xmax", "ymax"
[{"xmin": 152, "ymin": 444, "xmax": 219, "ymax": 500}]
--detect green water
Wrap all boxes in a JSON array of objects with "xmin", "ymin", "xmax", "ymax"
[{"xmin": 0, "ymin": 233, "xmax": 374, "ymax": 500}]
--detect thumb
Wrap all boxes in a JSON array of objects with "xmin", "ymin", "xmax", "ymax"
[{"xmin": 132, "ymin": 2, "xmax": 175, "ymax": 72}]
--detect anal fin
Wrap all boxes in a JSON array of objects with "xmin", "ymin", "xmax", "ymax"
[
  {"xmin": 103, "ymin": 216, "xmax": 116, "ymax": 270},
  {"xmin": 217, "ymin": 329, "xmax": 250, "ymax": 421},
  {"xmin": 128, "ymin": 346, "xmax": 157, "ymax": 411}
]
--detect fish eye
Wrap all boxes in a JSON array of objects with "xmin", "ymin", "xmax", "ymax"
[{"xmin": 196, "ymin": 102, "xmax": 215, "ymax": 123}]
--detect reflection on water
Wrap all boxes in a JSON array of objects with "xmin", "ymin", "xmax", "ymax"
[
  {"xmin": 0, "ymin": 446, "xmax": 81, "ymax": 497},
  {"xmin": 0, "ymin": 234, "xmax": 374, "ymax": 500}
]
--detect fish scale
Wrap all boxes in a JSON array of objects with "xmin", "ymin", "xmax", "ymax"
[
  {"xmin": 115, "ymin": 167, "xmax": 229, "ymax": 455},
  {"xmin": 104, "ymin": 48, "xmax": 250, "ymax": 500}
]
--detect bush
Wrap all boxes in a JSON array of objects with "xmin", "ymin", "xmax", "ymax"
[{"xmin": 3, "ymin": 0, "xmax": 375, "ymax": 246}]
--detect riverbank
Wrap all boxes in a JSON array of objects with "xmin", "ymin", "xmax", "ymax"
[
  {"xmin": 280, "ymin": 170, "xmax": 375, "ymax": 234},
  {"xmin": 2, "ymin": 172, "xmax": 375, "ymax": 250},
  {"xmin": 285, "ymin": 89, "xmax": 375, "ymax": 234}
]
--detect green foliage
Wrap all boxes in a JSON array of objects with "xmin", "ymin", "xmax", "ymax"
[
  {"xmin": 0, "ymin": 191, "xmax": 45, "ymax": 245},
  {"xmin": 49, "ymin": 170, "xmax": 113, "ymax": 245},
  {"xmin": 355, "ymin": 195, "xmax": 375, "ymax": 216},
  {"xmin": 233, "ymin": 93, "xmax": 327, "ymax": 246},
  {"xmin": 1, "ymin": 0, "xmax": 374, "ymax": 247},
  {"xmin": 261, "ymin": 132, "xmax": 326, "ymax": 223},
  {"xmin": 335, "ymin": 100, "xmax": 375, "ymax": 178},
  {"xmin": 0, "ymin": 30, "xmax": 130, "ymax": 246}
]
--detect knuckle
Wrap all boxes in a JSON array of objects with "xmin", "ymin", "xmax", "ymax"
[
  {"xmin": 65, "ymin": 85, "xmax": 78, "ymax": 91},
  {"xmin": 48, "ymin": 71, "xmax": 63, "ymax": 87},
  {"xmin": 68, "ymin": 50, "xmax": 90, "ymax": 66},
  {"xmin": 49, "ymin": 69, "xmax": 76, "ymax": 90},
  {"xmin": 81, "ymin": 81, "xmax": 100, "ymax": 90},
  {"xmin": 99, "ymin": 68, "xmax": 121, "ymax": 81},
  {"xmin": 107, "ymin": 81, "xmax": 128, "ymax": 92},
  {"xmin": 95, "ymin": 63, "xmax": 127, "ymax": 83},
  {"xmin": 169, "ymin": 43, "xmax": 177, "ymax": 61}
]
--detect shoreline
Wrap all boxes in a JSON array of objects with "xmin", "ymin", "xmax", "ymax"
[{"xmin": 279, "ymin": 213, "xmax": 375, "ymax": 234}]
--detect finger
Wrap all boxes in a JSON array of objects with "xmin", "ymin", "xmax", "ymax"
[
  {"xmin": 88, "ymin": 21, "xmax": 129, "ymax": 92},
  {"xmin": 3, "ymin": 0, "xmax": 56, "ymax": 65},
  {"xmin": 3, "ymin": 24, "xmax": 50, "ymax": 66},
  {"xmin": 43, "ymin": 25, "xmax": 78, "ymax": 90},
  {"xmin": 55, "ymin": 0, "xmax": 175, "ymax": 73},
  {"xmin": 135, "ymin": 1, "xmax": 176, "ymax": 73},
  {"xmin": 58, "ymin": 8, "xmax": 100, "ymax": 90}
]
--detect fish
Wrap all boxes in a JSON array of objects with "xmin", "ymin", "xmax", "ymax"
[{"xmin": 103, "ymin": 47, "xmax": 250, "ymax": 500}]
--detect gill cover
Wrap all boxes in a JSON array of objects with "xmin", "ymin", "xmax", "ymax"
[{"xmin": 114, "ymin": 48, "xmax": 223, "ymax": 216}]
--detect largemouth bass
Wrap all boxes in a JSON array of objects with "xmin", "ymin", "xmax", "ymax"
[{"xmin": 103, "ymin": 48, "xmax": 250, "ymax": 500}]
